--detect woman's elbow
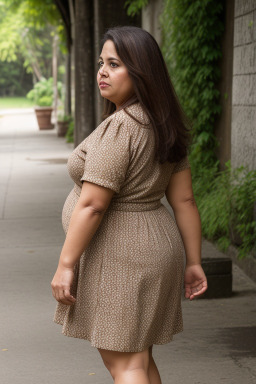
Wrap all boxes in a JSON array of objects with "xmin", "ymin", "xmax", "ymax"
[
  {"xmin": 184, "ymin": 196, "xmax": 197, "ymax": 207},
  {"xmin": 171, "ymin": 195, "xmax": 198, "ymax": 213}
]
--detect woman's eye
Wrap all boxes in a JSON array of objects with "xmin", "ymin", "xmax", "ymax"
[{"xmin": 97, "ymin": 61, "xmax": 118, "ymax": 68}]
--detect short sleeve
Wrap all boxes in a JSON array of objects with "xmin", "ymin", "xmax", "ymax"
[
  {"xmin": 80, "ymin": 117, "xmax": 131, "ymax": 193},
  {"xmin": 172, "ymin": 155, "xmax": 190, "ymax": 173}
]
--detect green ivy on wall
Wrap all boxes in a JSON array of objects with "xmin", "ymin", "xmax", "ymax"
[
  {"xmin": 125, "ymin": 0, "xmax": 223, "ymax": 167},
  {"xmin": 161, "ymin": 0, "xmax": 224, "ymax": 167}
]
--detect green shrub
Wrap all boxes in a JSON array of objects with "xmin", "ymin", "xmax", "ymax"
[
  {"xmin": 231, "ymin": 168, "xmax": 256, "ymax": 258},
  {"xmin": 57, "ymin": 113, "xmax": 72, "ymax": 122},
  {"xmin": 192, "ymin": 161, "xmax": 256, "ymax": 258},
  {"xmin": 66, "ymin": 119, "xmax": 74, "ymax": 143},
  {"xmin": 26, "ymin": 77, "xmax": 62, "ymax": 107}
]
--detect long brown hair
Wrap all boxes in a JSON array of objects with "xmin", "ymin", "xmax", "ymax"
[{"xmin": 100, "ymin": 26, "xmax": 191, "ymax": 164}]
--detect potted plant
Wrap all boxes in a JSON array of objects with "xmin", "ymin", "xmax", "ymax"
[
  {"xmin": 26, "ymin": 77, "xmax": 62, "ymax": 130},
  {"xmin": 57, "ymin": 114, "xmax": 72, "ymax": 137}
]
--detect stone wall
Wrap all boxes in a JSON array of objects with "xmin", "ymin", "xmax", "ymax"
[
  {"xmin": 231, "ymin": 0, "xmax": 256, "ymax": 170},
  {"xmin": 142, "ymin": 0, "xmax": 163, "ymax": 46},
  {"xmin": 215, "ymin": 0, "xmax": 234, "ymax": 169}
]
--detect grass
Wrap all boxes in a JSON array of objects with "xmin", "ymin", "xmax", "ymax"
[{"xmin": 0, "ymin": 97, "xmax": 35, "ymax": 109}]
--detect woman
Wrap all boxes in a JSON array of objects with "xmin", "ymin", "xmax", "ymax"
[{"xmin": 51, "ymin": 26, "xmax": 207, "ymax": 384}]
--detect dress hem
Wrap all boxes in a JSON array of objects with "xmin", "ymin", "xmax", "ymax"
[{"xmin": 52, "ymin": 318, "xmax": 183, "ymax": 353}]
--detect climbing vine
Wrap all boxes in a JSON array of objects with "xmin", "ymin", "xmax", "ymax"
[
  {"xmin": 125, "ymin": 0, "xmax": 223, "ymax": 167},
  {"xmin": 161, "ymin": 0, "xmax": 223, "ymax": 168}
]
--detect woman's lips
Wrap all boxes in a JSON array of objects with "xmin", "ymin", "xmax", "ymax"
[{"xmin": 99, "ymin": 82, "xmax": 110, "ymax": 88}]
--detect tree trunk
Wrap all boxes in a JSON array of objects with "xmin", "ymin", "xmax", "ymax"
[
  {"xmin": 74, "ymin": 0, "xmax": 94, "ymax": 146},
  {"xmin": 93, "ymin": 0, "xmax": 103, "ymax": 127},
  {"xmin": 64, "ymin": 52, "xmax": 71, "ymax": 116},
  {"xmin": 68, "ymin": 0, "xmax": 75, "ymax": 117},
  {"xmin": 52, "ymin": 34, "xmax": 58, "ymax": 125},
  {"xmin": 54, "ymin": 0, "xmax": 73, "ymax": 117}
]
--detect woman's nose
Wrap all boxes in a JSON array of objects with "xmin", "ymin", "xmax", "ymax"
[{"xmin": 99, "ymin": 65, "xmax": 108, "ymax": 77}]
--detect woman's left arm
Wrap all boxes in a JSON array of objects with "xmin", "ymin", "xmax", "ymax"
[
  {"xmin": 51, "ymin": 181, "xmax": 114, "ymax": 305},
  {"xmin": 165, "ymin": 168, "xmax": 208, "ymax": 300}
]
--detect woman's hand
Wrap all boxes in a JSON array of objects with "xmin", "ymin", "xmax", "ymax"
[
  {"xmin": 184, "ymin": 264, "xmax": 208, "ymax": 300},
  {"xmin": 51, "ymin": 264, "xmax": 77, "ymax": 306}
]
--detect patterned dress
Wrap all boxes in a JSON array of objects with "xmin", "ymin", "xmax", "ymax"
[{"xmin": 53, "ymin": 101, "xmax": 190, "ymax": 352}]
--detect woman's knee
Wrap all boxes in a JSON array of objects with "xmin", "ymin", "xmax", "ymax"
[{"xmin": 97, "ymin": 347, "xmax": 150, "ymax": 377}]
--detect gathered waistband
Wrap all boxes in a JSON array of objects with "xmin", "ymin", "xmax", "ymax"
[
  {"xmin": 73, "ymin": 184, "xmax": 162, "ymax": 212},
  {"xmin": 109, "ymin": 200, "xmax": 162, "ymax": 212}
]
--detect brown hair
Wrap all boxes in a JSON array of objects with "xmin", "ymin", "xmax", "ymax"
[{"xmin": 100, "ymin": 26, "xmax": 191, "ymax": 164}]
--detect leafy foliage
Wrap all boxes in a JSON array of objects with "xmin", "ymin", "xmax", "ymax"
[
  {"xmin": 57, "ymin": 113, "xmax": 72, "ymax": 123},
  {"xmin": 161, "ymin": 0, "xmax": 224, "ymax": 168},
  {"xmin": 193, "ymin": 161, "xmax": 256, "ymax": 258},
  {"xmin": 231, "ymin": 169, "xmax": 256, "ymax": 258},
  {"xmin": 0, "ymin": 0, "xmax": 66, "ymax": 82},
  {"xmin": 0, "ymin": 56, "xmax": 33, "ymax": 96},
  {"xmin": 124, "ymin": 0, "xmax": 149, "ymax": 16},
  {"xmin": 26, "ymin": 77, "xmax": 62, "ymax": 107},
  {"xmin": 66, "ymin": 119, "xmax": 74, "ymax": 143}
]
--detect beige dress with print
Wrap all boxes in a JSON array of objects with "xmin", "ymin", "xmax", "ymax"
[{"xmin": 53, "ymin": 101, "xmax": 190, "ymax": 352}]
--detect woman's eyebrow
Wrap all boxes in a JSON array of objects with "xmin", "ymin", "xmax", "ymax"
[{"xmin": 98, "ymin": 56, "xmax": 121, "ymax": 62}]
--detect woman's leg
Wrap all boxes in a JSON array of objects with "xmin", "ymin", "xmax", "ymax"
[
  {"xmin": 148, "ymin": 345, "xmax": 162, "ymax": 384},
  {"xmin": 98, "ymin": 346, "xmax": 151, "ymax": 384}
]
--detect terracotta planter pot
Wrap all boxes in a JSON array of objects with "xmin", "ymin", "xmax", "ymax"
[
  {"xmin": 35, "ymin": 107, "xmax": 54, "ymax": 130},
  {"xmin": 57, "ymin": 121, "xmax": 69, "ymax": 137}
]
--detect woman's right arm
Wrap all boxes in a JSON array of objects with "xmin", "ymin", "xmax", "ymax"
[{"xmin": 165, "ymin": 168, "xmax": 207, "ymax": 300}]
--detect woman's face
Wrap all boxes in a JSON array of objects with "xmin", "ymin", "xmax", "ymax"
[{"xmin": 97, "ymin": 40, "xmax": 135, "ymax": 109}]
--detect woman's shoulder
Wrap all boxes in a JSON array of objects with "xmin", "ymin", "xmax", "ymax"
[
  {"xmin": 75, "ymin": 103, "xmax": 153, "ymax": 152},
  {"xmin": 118, "ymin": 102, "xmax": 151, "ymax": 128},
  {"xmin": 95, "ymin": 102, "xmax": 150, "ymax": 137}
]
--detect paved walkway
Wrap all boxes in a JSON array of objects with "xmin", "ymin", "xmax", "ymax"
[{"xmin": 0, "ymin": 110, "xmax": 255, "ymax": 384}]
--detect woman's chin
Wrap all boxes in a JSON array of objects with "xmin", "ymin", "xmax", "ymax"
[{"xmin": 100, "ymin": 89, "xmax": 111, "ymax": 98}]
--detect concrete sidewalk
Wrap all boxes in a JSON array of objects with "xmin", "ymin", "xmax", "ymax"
[{"xmin": 0, "ymin": 110, "xmax": 255, "ymax": 384}]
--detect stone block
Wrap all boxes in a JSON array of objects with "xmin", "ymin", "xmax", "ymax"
[
  {"xmin": 198, "ymin": 258, "xmax": 233, "ymax": 299},
  {"xmin": 235, "ymin": 0, "xmax": 256, "ymax": 17},
  {"xmin": 233, "ymin": 43, "xmax": 256, "ymax": 75},
  {"xmin": 232, "ymin": 74, "xmax": 256, "ymax": 105},
  {"xmin": 202, "ymin": 257, "xmax": 232, "ymax": 275},
  {"xmin": 231, "ymin": 106, "xmax": 256, "ymax": 169},
  {"xmin": 234, "ymin": 12, "xmax": 254, "ymax": 46}
]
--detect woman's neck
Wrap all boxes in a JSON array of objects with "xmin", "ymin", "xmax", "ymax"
[{"xmin": 115, "ymin": 94, "xmax": 138, "ymax": 112}]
